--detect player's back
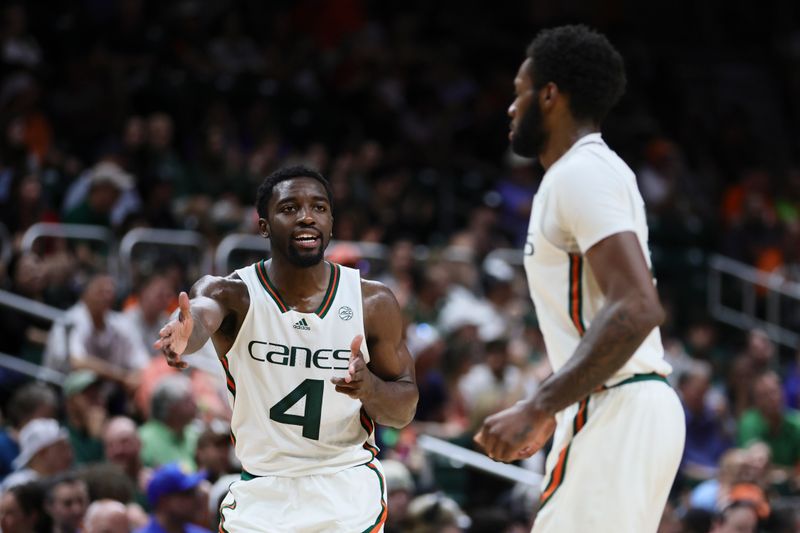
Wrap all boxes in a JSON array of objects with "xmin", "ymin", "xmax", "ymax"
[
  {"xmin": 524, "ymin": 133, "xmax": 671, "ymax": 383},
  {"xmin": 224, "ymin": 260, "xmax": 377, "ymax": 477}
]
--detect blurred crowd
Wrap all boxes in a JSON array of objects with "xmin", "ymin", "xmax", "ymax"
[{"xmin": 0, "ymin": 0, "xmax": 799, "ymax": 532}]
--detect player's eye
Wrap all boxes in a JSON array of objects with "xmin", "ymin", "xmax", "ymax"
[
  {"xmin": 314, "ymin": 204, "xmax": 327, "ymax": 212},
  {"xmin": 281, "ymin": 205, "xmax": 297, "ymax": 213}
]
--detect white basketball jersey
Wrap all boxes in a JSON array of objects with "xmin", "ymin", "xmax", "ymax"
[
  {"xmin": 223, "ymin": 260, "xmax": 377, "ymax": 477},
  {"xmin": 523, "ymin": 133, "xmax": 672, "ymax": 385}
]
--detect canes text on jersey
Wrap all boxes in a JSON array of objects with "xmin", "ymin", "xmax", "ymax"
[{"xmin": 248, "ymin": 340, "xmax": 351, "ymax": 370}]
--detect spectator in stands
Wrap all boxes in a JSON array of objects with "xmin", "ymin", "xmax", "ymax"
[
  {"xmin": 103, "ymin": 416, "xmax": 150, "ymax": 506},
  {"xmin": 0, "ymin": 252, "xmax": 53, "ymax": 361},
  {"xmin": 690, "ymin": 448, "xmax": 748, "ymax": 513},
  {"xmin": 378, "ymin": 239, "xmax": 417, "ymax": 309},
  {"xmin": 728, "ymin": 329, "xmax": 777, "ymax": 417},
  {"xmin": 783, "ymin": 346, "xmax": 800, "ymax": 410},
  {"xmin": 63, "ymin": 161, "xmax": 134, "ymax": 228},
  {"xmin": 193, "ymin": 424, "xmax": 234, "ymax": 485},
  {"xmin": 458, "ymin": 339, "xmax": 526, "ymax": 432},
  {"xmin": 678, "ymin": 360, "xmax": 734, "ymax": 483},
  {"xmin": 383, "ymin": 459, "xmax": 415, "ymax": 533},
  {"xmin": 139, "ymin": 375, "xmax": 199, "ymax": 470},
  {"xmin": 737, "ymin": 371, "xmax": 800, "ymax": 469},
  {"xmin": 44, "ymin": 473, "xmax": 89, "ymax": 533},
  {"xmin": 80, "ymin": 462, "xmax": 140, "ymax": 511},
  {"xmin": 83, "ymin": 499, "xmax": 130, "ymax": 533},
  {"xmin": 0, "ymin": 382, "xmax": 58, "ymax": 480},
  {"xmin": 2, "ymin": 418, "xmax": 72, "ymax": 489},
  {"xmin": 136, "ymin": 463, "xmax": 211, "ymax": 533},
  {"xmin": 63, "ymin": 370, "xmax": 106, "ymax": 464},
  {"xmin": 0, "ymin": 481, "xmax": 51, "ymax": 533},
  {"xmin": 404, "ymin": 492, "xmax": 470, "ymax": 533},
  {"xmin": 124, "ymin": 274, "xmax": 173, "ymax": 356},
  {"xmin": 43, "ymin": 273, "xmax": 149, "ymax": 389},
  {"xmin": 709, "ymin": 501, "xmax": 760, "ymax": 533}
]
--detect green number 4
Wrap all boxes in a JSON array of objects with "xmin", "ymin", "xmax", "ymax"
[{"xmin": 269, "ymin": 379, "xmax": 323, "ymax": 440}]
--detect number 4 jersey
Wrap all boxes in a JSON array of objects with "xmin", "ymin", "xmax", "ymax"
[{"xmin": 224, "ymin": 260, "xmax": 378, "ymax": 477}]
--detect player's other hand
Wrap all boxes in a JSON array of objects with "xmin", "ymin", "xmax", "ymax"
[
  {"xmin": 474, "ymin": 400, "xmax": 556, "ymax": 463},
  {"xmin": 331, "ymin": 335, "xmax": 376, "ymax": 400},
  {"xmin": 154, "ymin": 291, "xmax": 192, "ymax": 369}
]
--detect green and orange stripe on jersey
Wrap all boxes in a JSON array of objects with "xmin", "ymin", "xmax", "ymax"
[
  {"xmin": 568, "ymin": 253, "xmax": 586, "ymax": 336},
  {"xmin": 362, "ymin": 462, "xmax": 388, "ymax": 533},
  {"xmin": 219, "ymin": 353, "xmax": 238, "ymax": 446},
  {"xmin": 360, "ymin": 407, "xmax": 379, "ymax": 460},
  {"xmin": 218, "ymin": 498, "xmax": 237, "ymax": 533},
  {"xmin": 315, "ymin": 262, "xmax": 340, "ymax": 318},
  {"xmin": 539, "ymin": 397, "xmax": 590, "ymax": 507},
  {"xmin": 255, "ymin": 260, "xmax": 341, "ymax": 317}
]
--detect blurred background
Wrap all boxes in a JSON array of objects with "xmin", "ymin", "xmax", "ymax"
[{"xmin": 0, "ymin": 1, "xmax": 798, "ymax": 532}]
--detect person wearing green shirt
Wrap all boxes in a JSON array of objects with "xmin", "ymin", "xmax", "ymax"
[
  {"xmin": 63, "ymin": 370, "xmax": 106, "ymax": 464},
  {"xmin": 737, "ymin": 371, "xmax": 800, "ymax": 467},
  {"xmin": 139, "ymin": 375, "xmax": 199, "ymax": 471}
]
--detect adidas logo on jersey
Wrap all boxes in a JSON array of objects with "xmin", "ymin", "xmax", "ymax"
[{"xmin": 292, "ymin": 318, "xmax": 311, "ymax": 331}]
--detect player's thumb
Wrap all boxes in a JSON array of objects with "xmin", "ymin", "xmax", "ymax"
[
  {"xmin": 178, "ymin": 291, "xmax": 191, "ymax": 318},
  {"xmin": 350, "ymin": 334, "xmax": 364, "ymax": 359}
]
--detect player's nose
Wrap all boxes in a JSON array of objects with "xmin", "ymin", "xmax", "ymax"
[{"xmin": 298, "ymin": 206, "xmax": 315, "ymax": 224}]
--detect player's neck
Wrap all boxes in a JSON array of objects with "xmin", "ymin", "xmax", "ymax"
[
  {"xmin": 539, "ymin": 120, "xmax": 599, "ymax": 170},
  {"xmin": 266, "ymin": 256, "xmax": 330, "ymax": 301}
]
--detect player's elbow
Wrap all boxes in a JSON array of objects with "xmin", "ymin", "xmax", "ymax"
[
  {"xmin": 626, "ymin": 294, "xmax": 665, "ymax": 333},
  {"xmin": 385, "ymin": 390, "xmax": 418, "ymax": 429}
]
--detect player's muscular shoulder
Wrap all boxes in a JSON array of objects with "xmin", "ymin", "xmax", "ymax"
[
  {"xmin": 361, "ymin": 279, "xmax": 403, "ymax": 340},
  {"xmin": 191, "ymin": 273, "xmax": 249, "ymax": 319}
]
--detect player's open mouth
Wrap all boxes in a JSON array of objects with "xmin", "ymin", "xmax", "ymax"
[{"xmin": 293, "ymin": 232, "xmax": 320, "ymax": 249}]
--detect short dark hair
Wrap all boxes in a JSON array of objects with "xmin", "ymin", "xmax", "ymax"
[
  {"xmin": 256, "ymin": 165, "xmax": 333, "ymax": 218},
  {"xmin": 526, "ymin": 24, "xmax": 626, "ymax": 123},
  {"xmin": 45, "ymin": 472, "xmax": 86, "ymax": 502}
]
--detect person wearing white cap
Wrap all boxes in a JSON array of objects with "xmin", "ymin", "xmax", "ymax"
[{"xmin": 1, "ymin": 419, "xmax": 73, "ymax": 490}]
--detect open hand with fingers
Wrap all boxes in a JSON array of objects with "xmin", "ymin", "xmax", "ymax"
[
  {"xmin": 474, "ymin": 400, "xmax": 557, "ymax": 463},
  {"xmin": 154, "ymin": 291, "xmax": 193, "ymax": 369},
  {"xmin": 330, "ymin": 335, "xmax": 377, "ymax": 401}
]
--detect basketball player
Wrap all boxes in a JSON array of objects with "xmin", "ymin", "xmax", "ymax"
[
  {"xmin": 155, "ymin": 165, "xmax": 418, "ymax": 532},
  {"xmin": 474, "ymin": 25, "xmax": 685, "ymax": 532}
]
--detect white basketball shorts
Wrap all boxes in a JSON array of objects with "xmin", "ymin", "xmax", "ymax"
[
  {"xmin": 532, "ymin": 375, "xmax": 685, "ymax": 533},
  {"xmin": 218, "ymin": 460, "xmax": 387, "ymax": 533}
]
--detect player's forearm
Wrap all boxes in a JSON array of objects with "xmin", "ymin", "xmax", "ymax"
[
  {"xmin": 185, "ymin": 308, "xmax": 213, "ymax": 354},
  {"xmin": 530, "ymin": 297, "xmax": 663, "ymax": 415},
  {"xmin": 361, "ymin": 378, "xmax": 418, "ymax": 428},
  {"xmin": 164, "ymin": 304, "xmax": 214, "ymax": 355}
]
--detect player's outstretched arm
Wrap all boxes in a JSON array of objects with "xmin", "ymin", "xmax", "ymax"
[
  {"xmin": 476, "ymin": 231, "xmax": 663, "ymax": 461},
  {"xmin": 331, "ymin": 280, "xmax": 418, "ymax": 428},
  {"xmin": 154, "ymin": 275, "xmax": 232, "ymax": 368}
]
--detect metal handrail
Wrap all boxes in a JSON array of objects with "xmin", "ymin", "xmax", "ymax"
[
  {"xmin": 708, "ymin": 254, "xmax": 800, "ymax": 348},
  {"xmin": 0, "ymin": 289, "xmax": 63, "ymax": 323},
  {"xmin": 214, "ymin": 233, "xmax": 269, "ymax": 273},
  {"xmin": 485, "ymin": 248, "xmax": 525, "ymax": 267},
  {"xmin": 416, "ymin": 434, "xmax": 542, "ymax": 487},
  {"xmin": 0, "ymin": 351, "xmax": 65, "ymax": 386},
  {"xmin": 119, "ymin": 227, "xmax": 213, "ymax": 283},
  {"xmin": 20, "ymin": 222, "xmax": 114, "ymax": 253}
]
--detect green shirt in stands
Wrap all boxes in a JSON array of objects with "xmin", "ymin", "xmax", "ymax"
[
  {"xmin": 138, "ymin": 420, "xmax": 199, "ymax": 471},
  {"xmin": 67, "ymin": 424, "xmax": 104, "ymax": 465},
  {"xmin": 737, "ymin": 408, "xmax": 800, "ymax": 467}
]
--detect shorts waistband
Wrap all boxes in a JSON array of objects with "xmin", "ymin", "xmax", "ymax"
[{"xmin": 596, "ymin": 372, "xmax": 669, "ymax": 392}]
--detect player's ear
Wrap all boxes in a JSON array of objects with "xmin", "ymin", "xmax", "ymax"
[
  {"xmin": 258, "ymin": 218, "xmax": 270, "ymax": 238},
  {"xmin": 541, "ymin": 82, "xmax": 558, "ymax": 107}
]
